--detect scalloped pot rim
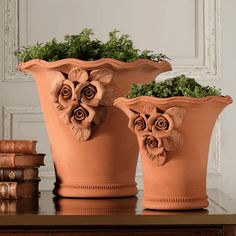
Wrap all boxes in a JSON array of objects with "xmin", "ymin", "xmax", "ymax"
[
  {"xmin": 114, "ymin": 95, "xmax": 233, "ymax": 106},
  {"xmin": 18, "ymin": 58, "xmax": 171, "ymax": 71}
]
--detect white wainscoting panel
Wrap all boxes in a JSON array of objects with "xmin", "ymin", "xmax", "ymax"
[{"xmin": 3, "ymin": 0, "xmax": 220, "ymax": 81}]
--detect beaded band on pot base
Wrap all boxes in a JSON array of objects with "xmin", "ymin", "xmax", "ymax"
[
  {"xmin": 143, "ymin": 196, "xmax": 208, "ymax": 210},
  {"xmin": 53, "ymin": 183, "xmax": 138, "ymax": 198}
]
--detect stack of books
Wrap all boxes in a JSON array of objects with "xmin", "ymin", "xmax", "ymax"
[{"xmin": 0, "ymin": 140, "xmax": 45, "ymax": 200}]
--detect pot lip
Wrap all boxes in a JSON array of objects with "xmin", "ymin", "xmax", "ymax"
[
  {"xmin": 18, "ymin": 58, "xmax": 171, "ymax": 71},
  {"xmin": 114, "ymin": 95, "xmax": 233, "ymax": 106}
]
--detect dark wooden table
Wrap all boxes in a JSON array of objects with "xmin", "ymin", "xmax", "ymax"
[{"xmin": 0, "ymin": 189, "xmax": 236, "ymax": 235}]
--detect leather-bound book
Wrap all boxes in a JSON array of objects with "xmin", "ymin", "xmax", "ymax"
[
  {"xmin": 0, "ymin": 168, "xmax": 38, "ymax": 181},
  {"xmin": 0, "ymin": 180, "xmax": 40, "ymax": 199},
  {"xmin": 0, "ymin": 140, "xmax": 37, "ymax": 154},
  {"xmin": 0, "ymin": 153, "xmax": 45, "ymax": 168}
]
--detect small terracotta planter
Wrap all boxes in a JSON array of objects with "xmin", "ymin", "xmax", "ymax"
[
  {"xmin": 19, "ymin": 58, "xmax": 171, "ymax": 198},
  {"xmin": 114, "ymin": 95, "xmax": 232, "ymax": 210}
]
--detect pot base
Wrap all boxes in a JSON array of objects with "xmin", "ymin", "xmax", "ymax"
[
  {"xmin": 143, "ymin": 196, "xmax": 209, "ymax": 210},
  {"xmin": 53, "ymin": 182, "xmax": 138, "ymax": 198}
]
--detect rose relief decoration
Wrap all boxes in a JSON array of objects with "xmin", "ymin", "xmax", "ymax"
[
  {"xmin": 50, "ymin": 67, "xmax": 114, "ymax": 141},
  {"xmin": 128, "ymin": 105, "xmax": 186, "ymax": 165}
]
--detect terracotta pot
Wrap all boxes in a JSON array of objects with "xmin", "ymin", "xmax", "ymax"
[
  {"xmin": 114, "ymin": 96, "xmax": 232, "ymax": 209},
  {"xmin": 54, "ymin": 196, "xmax": 137, "ymax": 215},
  {"xmin": 19, "ymin": 58, "xmax": 171, "ymax": 198}
]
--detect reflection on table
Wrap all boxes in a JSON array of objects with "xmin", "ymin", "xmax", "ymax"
[{"xmin": 54, "ymin": 196, "xmax": 138, "ymax": 215}]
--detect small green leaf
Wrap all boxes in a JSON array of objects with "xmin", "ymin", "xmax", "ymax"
[{"xmin": 16, "ymin": 29, "xmax": 168, "ymax": 63}]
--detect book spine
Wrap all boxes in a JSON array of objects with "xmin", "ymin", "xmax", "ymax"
[
  {"xmin": 0, "ymin": 169, "xmax": 23, "ymax": 181},
  {"xmin": 0, "ymin": 154, "xmax": 15, "ymax": 167},
  {"xmin": 0, "ymin": 140, "xmax": 36, "ymax": 154},
  {"xmin": 0, "ymin": 182, "xmax": 17, "ymax": 199}
]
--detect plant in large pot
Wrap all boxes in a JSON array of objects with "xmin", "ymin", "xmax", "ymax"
[
  {"xmin": 17, "ymin": 29, "xmax": 171, "ymax": 197},
  {"xmin": 114, "ymin": 75, "xmax": 232, "ymax": 209}
]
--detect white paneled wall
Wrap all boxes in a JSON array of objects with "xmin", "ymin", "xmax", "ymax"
[{"xmin": 0, "ymin": 0, "xmax": 235, "ymax": 198}]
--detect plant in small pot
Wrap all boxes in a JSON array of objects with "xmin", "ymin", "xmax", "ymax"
[
  {"xmin": 114, "ymin": 75, "xmax": 232, "ymax": 210},
  {"xmin": 17, "ymin": 29, "xmax": 171, "ymax": 198}
]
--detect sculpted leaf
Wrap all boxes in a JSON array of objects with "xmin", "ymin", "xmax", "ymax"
[
  {"xmin": 70, "ymin": 126, "xmax": 91, "ymax": 141},
  {"xmin": 49, "ymin": 71, "xmax": 65, "ymax": 102},
  {"xmin": 165, "ymin": 107, "xmax": 186, "ymax": 128},
  {"xmin": 90, "ymin": 68, "xmax": 113, "ymax": 85},
  {"xmin": 152, "ymin": 152, "xmax": 166, "ymax": 166},
  {"xmin": 100, "ymin": 86, "xmax": 116, "ymax": 106},
  {"xmin": 143, "ymin": 104, "xmax": 157, "ymax": 116},
  {"xmin": 68, "ymin": 67, "xmax": 89, "ymax": 83},
  {"xmin": 58, "ymin": 106, "xmax": 73, "ymax": 125},
  {"xmin": 162, "ymin": 130, "xmax": 184, "ymax": 151}
]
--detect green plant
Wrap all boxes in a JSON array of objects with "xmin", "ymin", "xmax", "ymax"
[
  {"xmin": 16, "ymin": 29, "xmax": 168, "ymax": 63},
  {"xmin": 127, "ymin": 74, "xmax": 222, "ymax": 98}
]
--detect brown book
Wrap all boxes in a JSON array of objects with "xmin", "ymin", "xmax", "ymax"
[
  {"xmin": 0, "ymin": 168, "xmax": 39, "ymax": 181},
  {"xmin": 0, "ymin": 197, "xmax": 39, "ymax": 213},
  {"xmin": 0, "ymin": 140, "xmax": 37, "ymax": 154},
  {"xmin": 0, "ymin": 181, "xmax": 40, "ymax": 199},
  {"xmin": 0, "ymin": 153, "xmax": 45, "ymax": 168}
]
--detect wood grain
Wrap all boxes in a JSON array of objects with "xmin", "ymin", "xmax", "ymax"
[{"xmin": 0, "ymin": 190, "xmax": 235, "ymax": 235}]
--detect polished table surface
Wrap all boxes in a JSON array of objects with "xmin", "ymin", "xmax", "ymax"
[{"xmin": 0, "ymin": 189, "xmax": 236, "ymax": 226}]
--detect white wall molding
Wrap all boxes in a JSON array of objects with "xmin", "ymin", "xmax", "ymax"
[
  {"xmin": 159, "ymin": 0, "xmax": 220, "ymax": 81},
  {"xmin": 3, "ymin": 0, "xmax": 220, "ymax": 82},
  {"xmin": 3, "ymin": 0, "xmax": 29, "ymax": 82},
  {"xmin": 0, "ymin": 1, "xmax": 5, "ymax": 137},
  {"xmin": 3, "ymin": 106, "xmax": 42, "ymax": 138}
]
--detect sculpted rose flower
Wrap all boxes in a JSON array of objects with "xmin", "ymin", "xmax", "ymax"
[
  {"xmin": 51, "ymin": 68, "xmax": 89, "ymax": 108},
  {"xmin": 134, "ymin": 116, "xmax": 146, "ymax": 130},
  {"xmin": 73, "ymin": 106, "xmax": 89, "ymax": 121},
  {"xmin": 142, "ymin": 135, "xmax": 166, "ymax": 165},
  {"xmin": 146, "ymin": 106, "xmax": 187, "ymax": 152},
  {"xmin": 71, "ymin": 103, "xmax": 95, "ymax": 129},
  {"xmin": 148, "ymin": 112, "xmax": 174, "ymax": 138},
  {"xmin": 58, "ymin": 80, "xmax": 77, "ymax": 108},
  {"xmin": 76, "ymin": 81, "xmax": 105, "ymax": 107},
  {"xmin": 60, "ymin": 84, "xmax": 72, "ymax": 99},
  {"xmin": 82, "ymin": 84, "xmax": 97, "ymax": 100},
  {"xmin": 75, "ymin": 68, "xmax": 113, "ymax": 107},
  {"xmin": 155, "ymin": 116, "xmax": 169, "ymax": 130},
  {"xmin": 144, "ymin": 135, "xmax": 161, "ymax": 149},
  {"xmin": 128, "ymin": 112, "xmax": 148, "ymax": 136},
  {"xmin": 70, "ymin": 104, "xmax": 96, "ymax": 141}
]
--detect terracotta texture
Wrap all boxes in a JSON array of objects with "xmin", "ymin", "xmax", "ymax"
[
  {"xmin": 114, "ymin": 95, "xmax": 232, "ymax": 210},
  {"xmin": 19, "ymin": 58, "xmax": 171, "ymax": 198}
]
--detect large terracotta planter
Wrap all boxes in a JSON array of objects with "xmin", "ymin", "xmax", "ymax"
[
  {"xmin": 19, "ymin": 58, "xmax": 171, "ymax": 198},
  {"xmin": 114, "ymin": 96, "xmax": 232, "ymax": 209}
]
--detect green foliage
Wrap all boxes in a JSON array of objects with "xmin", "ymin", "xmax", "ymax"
[
  {"xmin": 127, "ymin": 75, "xmax": 222, "ymax": 98},
  {"xmin": 16, "ymin": 29, "xmax": 168, "ymax": 63},
  {"xmin": 101, "ymin": 29, "xmax": 139, "ymax": 62}
]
